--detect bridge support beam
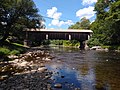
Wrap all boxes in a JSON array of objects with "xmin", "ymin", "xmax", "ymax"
[
  {"xmin": 24, "ymin": 39, "xmax": 28, "ymax": 46},
  {"xmin": 46, "ymin": 34, "xmax": 49, "ymax": 40},
  {"xmin": 69, "ymin": 34, "xmax": 71, "ymax": 40},
  {"xmin": 24, "ymin": 31, "xmax": 29, "ymax": 46}
]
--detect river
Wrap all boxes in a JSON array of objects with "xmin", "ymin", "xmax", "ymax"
[
  {"xmin": 43, "ymin": 46, "xmax": 120, "ymax": 90},
  {"xmin": 0, "ymin": 46, "xmax": 120, "ymax": 90}
]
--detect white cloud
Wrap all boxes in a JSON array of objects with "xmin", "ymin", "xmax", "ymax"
[
  {"xmin": 64, "ymin": 20, "xmax": 74, "ymax": 26},
  {"xmin": 76, "ymin": 6, "xmax": 96, "ymax": 19},
  {"xmin": 47, "ymin": 7, "xmax": 74, "ymax": 27},
  {"xmin": 47, "ymin": 7, "xmax": 62, "ymax": 19},
  {"xmin": 82, "ymin": 0, "xmax": 97, "ymax": 5},
  {"xmin": 50, "ymin": 19, "xmax": 74, "ymax": 27}
]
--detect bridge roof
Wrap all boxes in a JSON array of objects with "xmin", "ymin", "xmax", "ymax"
[{"xmin": 25, "ymin": 28, "xmax": 93, "ymax": 33}]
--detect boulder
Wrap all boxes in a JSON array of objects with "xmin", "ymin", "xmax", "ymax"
[{"xmin": 54, "ymin": 83, "xmax": 62, "ymax": 88}]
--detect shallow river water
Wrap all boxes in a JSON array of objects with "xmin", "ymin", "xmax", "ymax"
[{"xmin": 44, "ymin": 46, "xmax": 120, "ymax": 90}]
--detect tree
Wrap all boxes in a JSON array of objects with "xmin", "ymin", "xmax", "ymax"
[
  {"xmin": 80, "ymin": 17, "xmax": 90, "ymax": 29},
  {"xmin": 68, "ymin": 22, "xmax": 81, "ymax": 29},
  {"xmin": 68, "ymin": 17, "xmax": 90, "ymax": 29},
  {"xmin": 90, "ymin": 0, "xmax": 120, "ymax": 45},
  {"xmin": 0, "ymin": 0, "xmax": 45, "ymax": 42}
]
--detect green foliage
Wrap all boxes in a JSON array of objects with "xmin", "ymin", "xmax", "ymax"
[
  {"xmin": 63, "ymin": 40, "xmax": 80, "ymax": 47},
  {"xmin": 0, "ymin": 0, "xmax": 45, "ymax": 42},
  {"xmin": 52, "ymin": 40, "xmax": 80, "ymax": 47},
  {"xmin": 69, "ymin": 22, "xmax": 81, "ymax": 29},
  {"xmin": 69, "ymin": 17, "xmax": 90, "ymax": 29},
  {"xmin": 50, "ymin": 40, "xmax": 63, "ymax": 45},
  {"xmin": 87, "ymin": 38, "xmax": 101, "ymax": 47},
  {"xmin": 90, "ymin": 0, "xmax": 120, "ymax": 47},
  {"xmin": 41, "ymin": 40, "xmax": 50, "ymax": 45},
  {"xmin": 41, "ymin": 40, "xmax": 80, "ymax": 47}
]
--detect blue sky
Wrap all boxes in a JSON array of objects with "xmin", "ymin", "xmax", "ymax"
[{"xmin": 33, "ymin": 0, "xmax": 97, "ymax": 29}]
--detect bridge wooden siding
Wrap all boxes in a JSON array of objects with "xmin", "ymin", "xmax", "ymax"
[{"xmin": 24, "ymin": 29, "xmax": 93, "ymax": 49}]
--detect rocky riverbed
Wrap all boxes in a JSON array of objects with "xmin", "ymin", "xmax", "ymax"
[{"xmin": 0, "ymin": 50, "xmax": 54, "ymax": 90}]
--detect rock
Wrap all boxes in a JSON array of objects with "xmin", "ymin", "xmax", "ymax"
[
  {"xmin": 40, "ymin": 63, "xmax": 45, "ymax": 67},
  {"xmin": 90, "ymin": 46, "xmax": 102, "ymax": 50},
  {"xmin": 8, "ymin": 55, "xmax": 18, "ymax": 59},
  {"xmin": 73, "ymin": 68, "xmax": 75, "ymax": 70},
  {"xmin": 75, "ymin": 88, "xmax": 80, "ymax": 90},
  {"xmin": 106, "ymin": 59, "xmax": 109, "ymax": 61},
  {"xmin": 36, "ymin": 57, "xmax": 41, "ymax": 59},
  {"xmin": 44, "ymin": 58, "xmax": 51, "ymax": 61},
  {"xmin": 54, "ymin": 83, "xmax": 62, "ymax": 88},
  {"xmin": 19, "ymin": 61, "xmax": 28, "ymax": 66},
  {"xmin": 14, "ymin": 73, "xmax": 21, "ymax": 75},
  {"xmin": 1, "ymin": 75, "xmax": 8, "ymax": 78},
  {"xmin": 47, "ymin": 84, "xmax": 52, "ymax": 90},
  {"xmin": 71, "ymin": 83, "xmax": 74, "ymax": 86},
  {"xmin": 61, "ymin": 75, "xmax": 65, "ymax": 78},
  {"xmin": 38, "ymin": 67, "xmax": 47, "ymax": 72},
  {"xmin": 44, "ymin": 75, "xmax": 51, "ymax": 80},
  {"xmin": 31, "ymin": 70, "xmax": 37, "ymax": 73}
]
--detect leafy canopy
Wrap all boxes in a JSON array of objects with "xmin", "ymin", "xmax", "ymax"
[
  {"xmin": 0, "ymin": 0, "xmax": 45, "ymax": 42},
  {"xmin": 90, "ymin": 0, "xmax": 120, "ymax": 45},
  {"xmin": 68, "ymin": 17, "xmax": 90, "ymax": 29}
]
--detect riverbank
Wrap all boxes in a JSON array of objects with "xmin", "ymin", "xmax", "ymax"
[
  {"xmin": 90, "ymin": 45, "xmax": 120, "ymax": 52},
  {"xmin": 0, "ymin": 41, "xmax": 28, "ymax": 61},
  {"xmin": 0, "ymin": 50, "xmax": 54, "ymax": 90}
]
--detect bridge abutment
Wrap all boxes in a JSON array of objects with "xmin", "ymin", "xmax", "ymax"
[
  {"xmin": 79, "ymin": 41, "xmax": 85, "ymax": 50},
  {"xmin": 79, "ymin": 40, "xmax": 89, "ymax": 50}
]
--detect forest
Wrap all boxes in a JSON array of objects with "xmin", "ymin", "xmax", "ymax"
[{"xmin": 69, "ymin": 0, "xmax": 120, "ymax": 49}]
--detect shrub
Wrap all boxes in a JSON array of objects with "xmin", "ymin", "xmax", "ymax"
[
  {"xmin": 87, "ymin": 38, "xmax": 101, "ymax": 47},
  {"xmin": 41, "ymin": 40, "xmax": 50, "ymax": 45}
]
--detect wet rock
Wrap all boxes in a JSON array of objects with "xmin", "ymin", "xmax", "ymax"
[
  {"xmin": 75, "ymin": 88, "xmax": 80, "ymax": 90},
  {"xmin": 43, "ymin": 75, "xmax": 51, "ymax": 80},
  {"xmin": 54, "ymin": 83, "xmax": 62, "ymax": 88},
  {"xmin": 71, "ymin": 83, "xmax": 74, "ymax": 86},
  {"xmin": 61, "ymin": 75, "xmax": 65, "ymax": 78},
  {"xmin": 73, "ymin": 68, "xmax": 75, "ymax": 70}
]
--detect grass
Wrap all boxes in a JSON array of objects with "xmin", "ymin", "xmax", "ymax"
[{"xmin": 0, "ymin": 41, "xmax": 28, "ymax": 61}]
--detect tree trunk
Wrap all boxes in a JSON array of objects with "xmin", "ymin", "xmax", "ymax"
[{"xmin": 0, "ymin": 31, "xmax": 9, "ymax": 43}]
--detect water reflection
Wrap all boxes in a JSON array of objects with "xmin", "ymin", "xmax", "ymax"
[
  {"xmin": 47, "ymin": 63, "xmax": 96, "ymax": 90},
  {"xmin": 45, "ymin": 46, "xmax": 120, "ymax": 90}
]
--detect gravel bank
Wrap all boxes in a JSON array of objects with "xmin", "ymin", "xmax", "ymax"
[{"xmin": 0, "ymin": 50, "xmax": 53, "ymax": 90}]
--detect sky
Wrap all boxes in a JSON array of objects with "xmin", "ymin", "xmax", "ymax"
[{"xmin": 33, "ymin": 0, "xmax": 97, "ymax": 29}]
